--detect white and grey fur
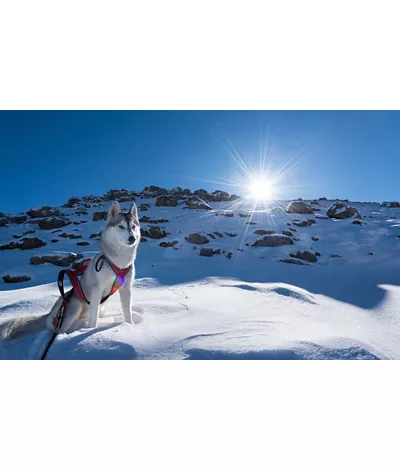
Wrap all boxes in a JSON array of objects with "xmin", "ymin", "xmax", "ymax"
[{"xmin": 0, "ymin": 201, "xmax": 141, "ymax": 342}]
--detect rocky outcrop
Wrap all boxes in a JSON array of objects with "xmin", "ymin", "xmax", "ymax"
[
  {"xmin": 139, "ymin": 204, "xmax": 150, "ymax": 212},
  {"xmin": 199, "ymin": 248, "xmax": 221, "ymax": 257},
  {"xmin": 185, "ymin": 233, "xmax": 209, "ymax": 244},
  {"xmin": 254, "ymin": 229, "xmax": 275, "ymax": 235},
  {"xmin": 187, "ymin": 197, "xmax": 212, "ymax": 211},
  {"xmin": 139, "ymin": 216, "xmax": 169, "ymax": 224},
  {"xmin": 293, "ymin": 219, "xmax": 316, "ymax": 227},
  {"xmin": 93, "ymin": 211, "xmax": 108, "ymax": 221},
  {"xmin": 210, "ymin": 190, "xmax": 230, "ymax": 202},
  {"xmin": 326, "ymin": 202, "xmax": 361, "ymax": 219},
  {"xmin": 0, "ymin": 237, "xmax": 47, "ymax": 251},
  {"xmin": 59, "ymin": 233, "xmax": 82, "ymax": 239},
  {"xmin": 2, "ymin": 274, "xmax": 32, "ymax": 283},
  {"xmin": 7, "ymin": 214, "xmax": 28, "ymax": 224},
  {"xmin": 252, "ymin": 234, "xmax": 293, "ymax": 247},
  {"xmin": 30, "ymin": 253, "xmax": 83, "ymax": 267},
  {"xmin": 155, "ymin": 196, "xmax": 178, "ymax": 207},
  {"xmin": 140, "ymin": 226, "xmax": 167, "ymax": 239},
  {"xmin": 104, "ymin": 189, "xmax": 137, "ymax": 202},
  {"xmin": 159, "ymin": 240, "xmax": 178, "ymax": 248},
  {"xmin": 63, "ymin": 197, "xmax": 82, "ymax": 208},
  {"xmin": 0, "ymin": 218, "xmax": 9, "ymax": 227},
  {"xmin": 289, "ymin": 250, "xmax": 318, "ymax": 263},
  {"xmin": 380, "ymin": 201, "xmax": 400, "ymax": 208},
  {"xmin": 286, "ymin": 201, "xmax": 314, "ymax": 214},
  {"xmin": 26, "ymin": 206, "xmax": 61, "ymax": 218},
  {"xmin": 38, "ymin": 217, "xmax": 70, "ymax": 230}
]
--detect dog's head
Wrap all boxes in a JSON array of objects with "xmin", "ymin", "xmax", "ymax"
[{"xmin": 104, "ymin": 201, "xmax": 141, "ymax": 247}]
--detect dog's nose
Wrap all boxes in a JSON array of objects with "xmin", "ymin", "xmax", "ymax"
[{"xmin": 129, "ymin": 236, "xmax": 135, "ymax": 244}]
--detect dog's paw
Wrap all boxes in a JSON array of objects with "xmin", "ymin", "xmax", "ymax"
[{"xmin": 131, "ymin": 312, "xmax": 143, "ymax": 324}]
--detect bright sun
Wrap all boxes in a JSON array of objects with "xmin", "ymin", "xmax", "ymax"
[{"xmin": 247, "ymin": 177, "xmax": 275, "ymax": 201}]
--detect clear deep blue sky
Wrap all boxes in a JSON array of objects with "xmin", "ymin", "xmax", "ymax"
[{"xmin": 1, "ymin": 111, "xmax": 400, "ymax": 213}]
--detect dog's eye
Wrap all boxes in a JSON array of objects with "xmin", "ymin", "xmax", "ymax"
[{"xmin": 118, "ymin": 225, "xmax": 125, "ymax": 230}]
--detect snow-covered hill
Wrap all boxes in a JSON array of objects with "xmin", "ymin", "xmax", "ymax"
[{"xmin": 1, "ymin": 187, "xmax": 400, "ymax": 359}]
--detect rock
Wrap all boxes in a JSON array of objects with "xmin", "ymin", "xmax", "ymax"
[
  {"xmin": 226, "ymin": 252, "xmax": 233, "ymax": 259},
  {"xmin": 76, "ymin": 241, "xmax": 90, "ymax": 246},
  {"xmin": 187, "ymin": 197, "xmax": 212, "ymax": 211},
  {"xmin": 286, "ymin": 201, "xmax": 314, "ymax": 214},
  {"xmin": 254, "ymin": 229, "xmax": 275, "ymax": 235},
  {"xmin": 245, "ymin": 221, "xmax": 257, "ymax": 225},
  {"xmin": 30, "ymin": 253, "xmax": 80, "ymax": 267},
  {"xmin": 139, "ymin": 204, "xmax": 150, "ymax": 211},
  {"xmin": 75, "ymin": 210, "xmax": 89, "ymax": 216},
  {"xmin": 207, "ymin": 233, "xmax": 216, "ymax": 239},
  {"xmin": 3, "ymin": 274, "xmax": 32, "ymax": 283},
  {"xmin": 229, "ymin": 194, "xmax": 239, "ymax": 201},
  {"xmin": 185, "ymin": 233, "xmax": 209, "ymax": 244},
  {"xmin": 93, "ymin": 211, "xmax": 108, "ymax": 221},
  {"xmin": 319, "ymin": 197, "xmax": 328, "ymax": 201},
  {"xmin": 139, "ymin": 216, "xmax": 169, "ymax": 224},
  {"xmin": 104, "ymin": 189, "xmax": 137, "ymax": 202},
  {"xmin": 140, "ymin": 226, "xmax": 167, "ymax": 239},
  {"xmin": 310, "ymin": 200, "xmax": 319, "ymax": 205},
  {"xmin": 51, "ymin": 239, "xmax": 59, "ymax": 243},
  {"xmin": 293, "ymin": 219, "xmax": 317, "ymax": 227},
  {"xmin": 216, "ymin": 212, "xmax": 234, "ymax": 217},
  {"xmin": 63, "ymin": 197, "xmax": 81, "ymax": 208},
  {"xmin": 0, "ymin": 237, "xmax": 47, "ymax": 251},
  {"xmin": 89, "ymin": 232, "xmax": 101, "ymax": 239},
  {"xmin": 280, "ymin": 258, "xmax": 306, "ymax": 265},
  {"xmin": 210, "ymin": 190, "xmax": 230, "ymax": 202},
  {"xmin": 311, "ymin": 237, "xmax": 319, "ymax": 241},
  {"xmin": 193, "ymin": 189, "xmax": 210, "ymax": 200},
  {"xmin": 0, "ymin": 218, "xmax": 9, "ymax": 227},
  {"xmin": 326, "ymin": 202, "xmax": 361, "ymax": 219},
  {"xmin": 7, "ymin": 214, "xmax": 28, "ymax": 224},
  {"xmin": 200, "ymin": 248, "xmax": 221, "ymax": 257},
  {"xmin": 199, "ymin": 248, "xmax": 214, "ymax": 257},
  {"xmin": 159, "ymin": 240, "xmax": 178, "ymax": 247},
  {"xmin": 252, "ymin": 234, "xmax": 293, "ymax": 247},
  {"xmin": 38, "ymin": 217, "xmax": 70, "ymax": 230},
  {"xmin": 155, "ymin": 195, "xmax": 178, "ymax": 207},
  {"xmin": 290, "ymin": 251, "xmax": 318, "ymax": 263},
  {"xmin": 282, "ymin": 231, "xmax": 293, "ymax": 237},
  {"xmin": 26, "ymin": 206, "xmax": 61, "ymax": 218},
  {"xmin": 352, "ymin": 220, "xmax": 364, "ymax": 225},
  {"xmin": 239, "ymin": 213, "xmax": 251, "ymax": 218},
  {"xmin": 380, "ymin": 201, "xmax": 400, "ymax": 208},
  {"xmin": 59, "ymin": 233, "xmax": 82, "ymax": 239},
  {"xmin": 214, "ymin": 232, "xmax": 223, "ymax": 238},
  {"xmin": 224, "ymin": 232, "xmax": 238, "ymax": 237}
]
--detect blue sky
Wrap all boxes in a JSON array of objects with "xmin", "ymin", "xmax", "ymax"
[{"xmin": 1, "ymin": 111, "xmax": 399, "ymax": 213}]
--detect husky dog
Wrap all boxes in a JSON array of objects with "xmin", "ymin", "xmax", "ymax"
[{"xmin": 0, "ymin": 201, "xmax": 141, "ymax": 342}]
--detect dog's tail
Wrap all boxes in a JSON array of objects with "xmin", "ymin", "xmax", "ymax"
[{"xmin": 0, "ymin": 314, "xmax": 48, "ymax": 342}]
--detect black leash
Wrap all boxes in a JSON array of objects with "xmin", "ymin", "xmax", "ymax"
[{"xmin": 40, "ymin": 332, "xmax": 58, "ymax": 360}]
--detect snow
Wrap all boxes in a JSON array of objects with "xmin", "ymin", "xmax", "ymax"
[{"xmin": 2, "ymin": 195, "xmax": 400, "ymax": 359}]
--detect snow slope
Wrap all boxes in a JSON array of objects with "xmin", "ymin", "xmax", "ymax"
[{"xmin": 1, "ymin": 192, "xmax": 400, "ymax": 359}]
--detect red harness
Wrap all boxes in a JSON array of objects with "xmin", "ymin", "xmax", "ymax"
[{"xmin": 53, "ymin": 255, "xmax": 132, "ymax": 332}]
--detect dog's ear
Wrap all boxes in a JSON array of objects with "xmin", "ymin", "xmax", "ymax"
[
  {"xmin": 108, "ymin": 201, "xmax": 121, "ymax": 220},
  {"xmin": 129, "ymin": 202, "xmax": 138, "ymax": 221}
]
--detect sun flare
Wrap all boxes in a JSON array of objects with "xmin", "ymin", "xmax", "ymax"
[{"xmin": 247, "ymin": 176, "xmax": 276, "ymax": 201}]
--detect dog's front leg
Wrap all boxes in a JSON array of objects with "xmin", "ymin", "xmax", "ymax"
[
  {"xmin": 88, "ymin": 288, "xmax": 102, "ymax": 328},
  {"xmin": 119, "ymin": 285, "xmax": 133, "ymax": 323}
]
